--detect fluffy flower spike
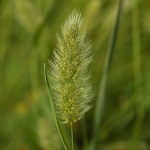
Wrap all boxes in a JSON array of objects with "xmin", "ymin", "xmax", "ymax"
[{"xmin": 49, "ymin": 10, "xmax": 93, "ymax": 124}]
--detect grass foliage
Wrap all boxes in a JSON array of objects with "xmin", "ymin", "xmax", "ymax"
[{"xmin": 0, "ymin": 0, "xmax": 150, "ymax": 149}]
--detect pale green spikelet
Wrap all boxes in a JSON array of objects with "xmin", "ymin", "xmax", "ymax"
[{"xmin": 49, "ymin": 10, "xmax": 93, "ymax": 124}]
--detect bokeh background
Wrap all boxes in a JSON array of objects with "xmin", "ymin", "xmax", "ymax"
[{"xmin": 0, "ymin": 0, "xmax": 150, "ymax": 149}]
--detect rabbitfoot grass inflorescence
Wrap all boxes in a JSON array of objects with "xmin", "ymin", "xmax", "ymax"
[{"xmin": 46, "ymin": 10, "xmax": 93, "ymax": 150}]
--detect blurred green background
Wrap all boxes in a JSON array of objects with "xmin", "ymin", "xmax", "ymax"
[{"xmin": 0, "ymin": 0, "xmax": 150, "ymax": 149}]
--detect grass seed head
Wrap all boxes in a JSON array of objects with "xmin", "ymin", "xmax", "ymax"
[{"xmin": 49, "ymin": 10, "xmax": 93, "ymax": 124}]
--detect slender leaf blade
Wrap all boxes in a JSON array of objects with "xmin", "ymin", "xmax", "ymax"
[{"xmin": 44, "ymin": 63, "xmax": 70, "ymax": 150}]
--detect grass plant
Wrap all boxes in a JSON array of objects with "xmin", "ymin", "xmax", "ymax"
[{"xmin": 0, "ymin": 0, "xmax": 149, "ymax": 149}]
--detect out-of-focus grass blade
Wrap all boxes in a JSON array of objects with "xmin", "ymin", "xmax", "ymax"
[
  {"xmin": 131, "ymin": 0, "xmax": 144, "ymax": 149},
  {"xmin": 91, "ymin": 0, "xmax": 124, "ymax": 149},
  {"xmin": 14, "ymin": 0, "xmax": 43, "ymax": 32},
  {"xmin": 81, "ymin": 118, "xmax": 88, "ymax": 150},
  {"xmin": 44, "ymin": 63, "xmax": 70, "ymax": 150}
]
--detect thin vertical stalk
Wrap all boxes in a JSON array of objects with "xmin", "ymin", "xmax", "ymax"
[
  {"xmin": 91, "ymin": 0, "xmax": 123, "ymax": 149},
  {"xmin": 81, "ymin": 118, "xmax": 88, "ymax": 150},
  {"xmin": 131, "ymin": 0, "xmax": 144, "ymax": 149},
  {"xmin": 71, "ymin": 122, "xmax": 74, "ymax": 150}
]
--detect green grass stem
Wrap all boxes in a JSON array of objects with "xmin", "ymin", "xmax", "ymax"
[
  {"xmin": 71, "ymin": 122, "xmax": 74, "ymax": 150},
  {"xmin": 91, "ymin": 0, "xmax": 124, "ymax": 149},
  {"xmin": 131, "ymin": 0, "xmax": 144, "ymax": 149},
  {"xmin": 81, "ymin": 118, "xmax": 88, "ymax": 150}
]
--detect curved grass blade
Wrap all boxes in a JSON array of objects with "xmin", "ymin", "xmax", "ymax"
[
  {"xmin": 44, "ymin": 63, "xmax": 70, "ymax": 150},
  {"xmin": 130, "ymin": 0, "xmax": 144, "ymax": 149},
  {"xmin": 81, "ymin": 118, "xmax": 88, "ymax": 150},
  {"xmin": 90, "ymin": 0, "xmax": 124, "ymax": 149}
]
